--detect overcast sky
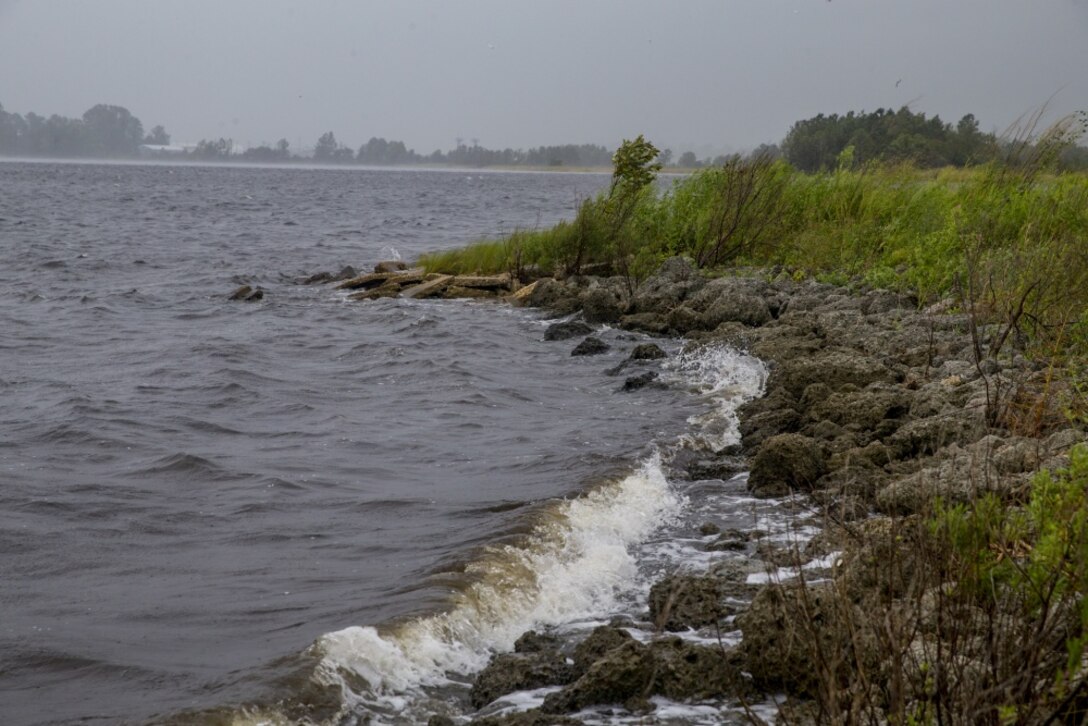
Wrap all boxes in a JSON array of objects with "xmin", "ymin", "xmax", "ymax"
[{"xmin": 1, "ymin": 0, "xmax": 1085, "ymax": 154}]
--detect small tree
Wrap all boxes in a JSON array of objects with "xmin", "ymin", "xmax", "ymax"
[
  {"xmin": 606, "ymin": 135, "xmax": 661, "ymax": 292},
  {"xmin": 610, "ymin": 134, "xmax": 661, "ymax": 196}
]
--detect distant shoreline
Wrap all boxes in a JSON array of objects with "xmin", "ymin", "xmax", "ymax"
[{"xmin": 0, "ymin": 156, "xmax": 701, "ymax": 177}]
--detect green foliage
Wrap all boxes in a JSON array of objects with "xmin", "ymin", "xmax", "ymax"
[
  {"xmin": 927, "ymin": 445, "xmax": 1088, "ymax": 717},
  {"xmin": 610, "ymin": 134, "xmax": 661, "ymax": 195},
  {"xmin": 783, "ymin": 106, "xmax": 998, "ymax": 172},
  {"xmin": 425, "ymin": 160, "xmax": 1088, "ymax": 356}
]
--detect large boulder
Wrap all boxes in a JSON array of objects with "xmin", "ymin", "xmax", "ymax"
[
  {"xmin": 769, "ymin": 349, "xmax": 898, "ymax": 398},
  {"xmin": 526, "ymin": 278, "xmax": 581, "ymax": 315},
  {"xmin": 571, "ymin": 626, "xmax": 633, "ymax": 676},
  {"xmin": 748, "ymin": 433, "xmax": 828, "ymax": 496},
  {"xmin": 617, "ymin": 312, "xmax": 669, "ymax": 335},
  {"xmin": 687, "ymin": 277, "xmax": 774, "ymax": 328},
  {"xmin": 664, "ymin": 305, "xmax": 705, "ymax": 334},
  {"xmin": 540, "ymin": 640, "xmax": 652, "ymax": 714},
  {"xmin": 648, "ymin": 573, "xmax": 731, "ymax": 630},
  {"xmin": 469, "ymin": 651, "xmax": 574, "ymax": 709},
  {"xmin": 540, "ymin": 636, "xmax": 753, "ymax": 714},
  {"xmin": 581, "ymin": 287, "xmax": 624, "ymax": 324},
  {"xmin": 648, "ymin": 637, "xmax": 755, "ymax": 702},
  {"xmin": 629, "ymin": 257, "xmax": 705, "ymax": 315},
  {"xmin": 629, "ymin": 343, "xmax": 666, "ymax": 361},
  {"xmin": 737, "ymin": 583, "xmax": 880, "ymax": 697},
  {"xmin": 804, "ymin": 384, "xmax": 912, "ymax": 432},
  {"xmin": 887, "ymin": 406, "xmax": 988, "ymax": 459},
  {"xmin": 874, "ymin": 438, "xmax": 1034, "ymax": 515}
]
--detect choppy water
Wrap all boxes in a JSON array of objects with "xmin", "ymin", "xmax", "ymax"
[{"xmin": 0, "ymin": 161, "xmax": 787, "ymax": 726}]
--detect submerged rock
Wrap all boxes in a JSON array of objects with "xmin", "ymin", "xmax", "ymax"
[
  {"xmin": 544, "ymin": 320, "xmax": 593, "ymax": 341},
  {"xmin": 302, "ymin": 271, "xmax": 333, "ymax": 284},
  {"xmin": 229, "ymin": 285, "xmax": 264, "ymax": 301},
  {"xmin": 688, "ymin": 455, "xmax": 746, "ymax": 481},
  {"xmin": 707, "ymin": 530, "xmax": 749, "ymax": 552},
  {"xmin": 621, "ymin": 371, "xmax": 661, "ymax": 392},
  {"xmin": 305, "ymin": 265, "xmax": 358, "ymax": 283},
  {"xmin": 629, "ymin": 342, "xmax": 667, "ymax": 360},
  {"xmin": 571, "ymin": 336, "xmax": 609, "ymax": 356},
  {"xmin": 333, "ymin": 265, "xmax": 358, "ymax": 281}
]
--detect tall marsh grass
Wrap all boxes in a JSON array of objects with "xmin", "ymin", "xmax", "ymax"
[{"xmin": 421, "ymin": 158, "xmax": 1088, "ymax": 358}]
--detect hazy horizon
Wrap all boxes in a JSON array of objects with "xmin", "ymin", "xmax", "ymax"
[{"xmin": 1, "ymin": 0, "xmax": 1086, "ymax": 155}]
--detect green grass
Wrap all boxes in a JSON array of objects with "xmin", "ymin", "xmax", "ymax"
[{"xmin": 421, "ymin": 159, "xmax": 1088, "ymax": 359}]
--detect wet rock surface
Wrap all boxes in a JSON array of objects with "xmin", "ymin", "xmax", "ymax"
[
  {"xmin": 648, "ymin": 574, "xmax": 732, "ymax": 630},
  {"xmin": 470, "ymin": 651, "xmax": 574, "ymax": 709},
  {"xmin": 570, "ymin": 336, "xmax": 609, "ymax": 356},
  {"xmin": 628, "ymin": 342, "xmax": 667, "ymax": 360},
  {"xmin": 306, "ymin": 256, "xmax": 1083, "ymax": 722},
  {"xmin": 452, "ymin": 256, "xmax": 1086, "ymax": 723},
  {"xmin": 543, "ymin": 320, "xmax": 593, "ymax": 341},
  {"xmin": 228, "ymin": 284, "xmax": 264, "ymax": 301}
]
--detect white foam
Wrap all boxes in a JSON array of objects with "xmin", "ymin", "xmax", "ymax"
[
  {"xmin": 746, "ymin": 551, "xmax": 843, "ymax": 585},
  {"xmin": 662, "ymin": 344, "xmax": 767, "ymax": 451},
  {"xmin": 312, "ymin": 454, "xmax": 684, "ymax": 701}
]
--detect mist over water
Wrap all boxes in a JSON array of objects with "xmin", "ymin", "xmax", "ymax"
[{"xmin": 0, "ymin": 162, "xmax": 760, "ymax": 724}]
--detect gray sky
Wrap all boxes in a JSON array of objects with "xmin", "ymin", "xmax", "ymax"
[{"xmin": 1, "ymin": 0, "xmax": 1086, "ymax": 154}]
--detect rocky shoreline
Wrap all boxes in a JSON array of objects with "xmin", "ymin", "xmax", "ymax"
[{"xmin": 320, "ymin": 257, "xmax": 1085, "ymax": 723}]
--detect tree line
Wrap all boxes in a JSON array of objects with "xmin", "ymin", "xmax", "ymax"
[
  {"xmin": 2, "ymin": 100, "xmax": 1084, "ymax": 171},
  {"xmin": 778, "ymin": 106, "xmax": 1088, "ymax": 172},
  {"xmin": 301, "ymin": 131, "xmax": 615, "ymax": 167},
  {"xmin": 0, "ymin": 102, "xmax": 169, "ymax": 157}
]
